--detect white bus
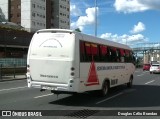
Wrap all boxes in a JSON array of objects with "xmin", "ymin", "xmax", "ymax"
[{"xmin": 27, "ymin": 29, "xmax": 135, "ymax": 97}]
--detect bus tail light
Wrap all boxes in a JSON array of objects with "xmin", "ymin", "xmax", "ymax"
[
  {"xmin": 71, "ymin": 67, "xmax": 75, "ymax": 71},
  {"xmin": 71, "ymin": 67, "xmax": 75, "ymax": 76},
  {"xmin": 71, "ymin": 72, "xmax": 75, "ymax": 76}
]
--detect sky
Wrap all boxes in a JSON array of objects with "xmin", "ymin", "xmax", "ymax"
[{"xmin": 70, "ymin": 0, "xmax": 160, "ymax": 47}]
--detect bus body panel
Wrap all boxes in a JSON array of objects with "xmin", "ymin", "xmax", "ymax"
[
  {"xmin": 29, "ymin": 58, "xmax": 73, "ymax": 84},
  {"xmin": 79, "ymin": 62, "xmax": 131, "ymax": 92}
]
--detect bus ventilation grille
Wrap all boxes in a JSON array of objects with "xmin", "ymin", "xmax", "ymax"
[{"xmin": 65, "ymin": 109, "xmax": 99, "ymax": 118}]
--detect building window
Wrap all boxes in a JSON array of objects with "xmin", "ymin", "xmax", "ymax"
[
  {"xmin": 32, "ymin": 12, "xmax": 35, "ymax": 17},
  {"xmin": 32, "ymin": 4, "xmax": 35, "ymax": 8},
  {"xmin": 10, "ymin": 14, "xmax": 13, "ymax": 19},
  {"xmin": 11, "ymin": 6, "xmax": 14, "ymax": 10},
  {"xmin": 17, "ymin": 13, "xmax": 21, "ymax": 17},
  {"xmin": 17, "ymin": 5, "xmax": 21, "ymax": 9}
]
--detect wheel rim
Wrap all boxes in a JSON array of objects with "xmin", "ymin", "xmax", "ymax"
[
  {"xmin": 130, "ymin": 79, "xmax": 132, "ymax": 85},
  {"xmin": 103, "ymin": 82, "xmax": 108, "ymax": 95},
  {"xmin": 130, "ymin": 78, "xmax": 133, "ymax": 86}
]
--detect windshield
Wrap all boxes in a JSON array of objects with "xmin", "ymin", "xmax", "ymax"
[{"xmin": 29, "ymin": 32, "xmax": 75, "ymax": 59}]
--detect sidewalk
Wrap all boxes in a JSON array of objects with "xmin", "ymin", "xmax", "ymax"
[{"xmin": 0, "ymin": 75, "xmax": 26, "ymax": 82}]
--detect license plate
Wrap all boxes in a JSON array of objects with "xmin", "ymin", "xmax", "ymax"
[{"xmin": 41, "ymin": 85, "xmax": 55, "ymax": 90}]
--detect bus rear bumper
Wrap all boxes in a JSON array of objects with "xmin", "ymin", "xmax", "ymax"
[{"xmin": 27, "ymin": 79, "xmax": 77, "ymax": 93}]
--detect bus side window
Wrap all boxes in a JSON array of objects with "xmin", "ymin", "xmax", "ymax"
[
  {"xmin": 116, "ymin": 48, "xmax": 121, "ymax": 62},
  {"xmin": 110, "ymin": 47, "xmax": 117, "ymax": 62},
  {"xmin": 129, "ymin": 51, "xmax": 134, "ymax": 63},
  {"xmin": 80, "ymin": 41, "xmax": 85, "ymax": 62},
  {"xmin": 120, "ymin": 49, "xmax": 125, "ymax": 62},
  {"xmin": 100, "ymin": 45, "xmax": 107, "ymax": 62},
  {"xmin": 85, "ymin": 43, "xmax": 92, "ymax": 62},
  {"xmin": 132, "ymin": 52, "xmax": 136, "ymax": 65},
  {"xmin": 91, "ymin": 43, "xmax": 99, "ymax": 62},
  {"xmin": 125, "ymin": 50, "xmax": 129, "ymax": 62},
  {"xmin": 107, "ymin": 47, "xmax": 112, "ymax": 62}
]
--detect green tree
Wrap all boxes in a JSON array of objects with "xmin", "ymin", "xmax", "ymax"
[
  {"xmin": 75, "ymin": 28, "xmax": 81, "ymax": 32},
  {"xmin": 0, "ymin": 7, "xmax": 6, "ymax": 22}
]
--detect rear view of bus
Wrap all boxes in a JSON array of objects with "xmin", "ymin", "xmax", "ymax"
[{"xmin": 26, "ymin": 29, "xmax": 77, "ymax": 94}]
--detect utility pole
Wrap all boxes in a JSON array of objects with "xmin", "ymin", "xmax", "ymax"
[{"xmin": 95, "ymin": 0, "xmax": 97, "ymax": 37}]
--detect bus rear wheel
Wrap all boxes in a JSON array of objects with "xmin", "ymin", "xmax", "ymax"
[
  {"xmin": 99, "ymin": 81, "xmax": 109, "ymax": 97},
  {"xmin": 127, "ymin": 76, "xmax": 133, "ymax": 88}
]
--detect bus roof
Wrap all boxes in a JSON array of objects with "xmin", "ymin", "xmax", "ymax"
[
  {"xmin": 81, "ymin": 34, "xmax": 131, "ymax": 50},
  {"xmin": 36, "ymin": 29, "xmax": 131, "ymax": 50},
  {"xmin": 37, "ymin": 29, "xmax": 75, "ymax": 34}
]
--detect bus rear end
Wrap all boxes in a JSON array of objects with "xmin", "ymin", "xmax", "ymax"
[{"xmin": 26, "ymin": 29, "xmax": 78, "ymax": 94}]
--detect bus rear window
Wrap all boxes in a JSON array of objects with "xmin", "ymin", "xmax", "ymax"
[{"xmin": 30, "ymin": 33, "xmax": 74, "ymax": 59}]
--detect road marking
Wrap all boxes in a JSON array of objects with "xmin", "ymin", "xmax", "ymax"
[
  {"xmin": 142, "ymin": 71, "xmax": 148, "ymax": 73},
  {"xmin": 96, "ymin": 89, "xmax": 136, "ymax": 104},
  {"xmin": 135, "ymin": 70, "xmax": 141, "ymax": 73},
  {"xmin": 96, "ymin": 92, "xmax": 123, "ymax": 104},
  {"xmin": 123, "ymin": 89, "xmax": 136, "ymax": 93},
  {"xmin": 145, "ymin": 80, "xmax": 155, "ymax": 84},
  {"xmin": 0, "ymin": 86, "xmax": 27, "ymax": 92},
  {"xmin": 137, "ymin": 71, "xmax": 148, "ymax": 76},
  {"xmin": 34, "ymin": 94, "xmax": 53, "ymax": 99},
  {"xmin": 137, "ymin": 74, "xmax": 144, "ymax": 77}
]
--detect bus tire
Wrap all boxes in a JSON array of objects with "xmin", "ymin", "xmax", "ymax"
[
  {"xmin": 127, "ymin": 76, "xmax": 133, "ymax": 88},
  {"xmin": 99, "ymin": 80, "xmax": 109, "ymax": 97}
]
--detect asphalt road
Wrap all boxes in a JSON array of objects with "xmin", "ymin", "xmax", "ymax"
[{"xmin": 0, "ymin": 68, "xmax": 160, "ymax": 119}]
